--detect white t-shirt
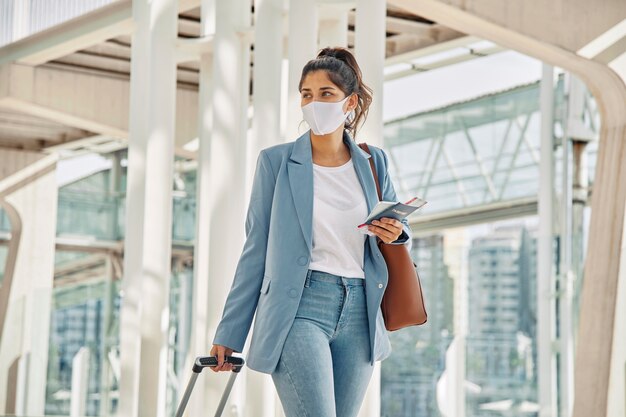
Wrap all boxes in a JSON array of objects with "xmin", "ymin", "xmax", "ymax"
[{"xmin": 309, "ymin": 158, "xmax": 368, "ymax": 279}]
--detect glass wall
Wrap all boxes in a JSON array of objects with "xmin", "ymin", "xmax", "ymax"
[
  {"xmin": 55, "ymin": 152, "xmax": 197, "ymax": 243},
  {"xmin": 380, "ymin": 73, "xmax": 599, "ymax": 417},
  {"xmin": 44, "ymin": 250, "xmax": 193, "ymax": 416},
  {"xmin": 381, "ymin": 218, "xmax": 540, "ymax": 417}
]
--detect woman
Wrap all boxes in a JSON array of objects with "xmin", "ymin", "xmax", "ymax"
[{"xmin": 209, "ymin": 46, "xmax": 412, "ymax": 417}]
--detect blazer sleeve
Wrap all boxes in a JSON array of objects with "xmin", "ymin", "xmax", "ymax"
[
  {"xmin": 380, "ymin": 148, "xmax": 413, "ymax": 248},
  {"xmin": 212, "ymin": 150, "xmax": 275, "ymax": 353}
]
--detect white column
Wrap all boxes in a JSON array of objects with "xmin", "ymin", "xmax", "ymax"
[
  {"xmin": 251, "ymin": 0, "xmax": 284, "ymax": 156},
  {"xmin": 246, "ymin": 0, "xmax": 285, "ymax": 413},
  {"xmin": 70, "ymin": 348, "xmax": 90, "ymax": 417},
  {"xmin": 354, "ymin": 1, "xmax": 386, "ymax": 416},
  {"xmin": 354, "ymin": 0, "xmax": 385, "ymax": 146},
  {"xmin": 14, "ymin": 353, "xmax": 29, "ymax": 415},
  {"xmin": 0, "ymin": 150, "xmax": 57, "ymax": 416},
  {"xmin": 187, "ymin": 0, "xmax": 215, "ymax": 415},
  {"xmin": 118, "ymin": 0, "xmax": 178, "ymax": 416},
  {"xmin": 318, "ymin": 3, "xmax": 351, "ymax": 49},
  {"xmin": 446, "ymin": 230, "xmax": 468, "ymax": 417},
  {"xmin": 202, "ymin": 0, "xmax": 252, "ymax": 414},
  {"xmin": 286, "ymin": 0, "xmax": 318, "ymax": 140},
  {"xmin": 538, "ymin": 63, "xmax": 557, "ymax": 417}
]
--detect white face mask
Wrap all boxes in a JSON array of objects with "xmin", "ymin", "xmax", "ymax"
[{"xmin": 301, "ymin": 96, "xmax": 351, "ymax": 135}]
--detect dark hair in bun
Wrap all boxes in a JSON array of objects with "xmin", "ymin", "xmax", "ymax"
[{"xmin": 298, "ymin": 47, "xmax": 373, "ymax": 138}]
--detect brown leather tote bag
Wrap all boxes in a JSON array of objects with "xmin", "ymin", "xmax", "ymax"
[{"xmin": 358, "ymin": 143, "xmax": 427, "ymax": 330}]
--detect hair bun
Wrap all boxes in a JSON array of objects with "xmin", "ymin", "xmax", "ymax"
[
  {"xmin": 317, "ymin": 47, "xmax": 347, "ymax": 61},
  {"xmin": 316, "ymin": 47, "xmax": 361, "ymax": 78}
]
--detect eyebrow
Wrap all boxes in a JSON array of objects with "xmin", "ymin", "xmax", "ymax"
[{"xmin": 301, "ymin": 86, "xmax": 337, "ymax": 92}]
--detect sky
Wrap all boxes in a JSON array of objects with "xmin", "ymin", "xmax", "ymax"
[{"xmin": 56, "ymin": 49, "xmax": 547, "ymax": 186}]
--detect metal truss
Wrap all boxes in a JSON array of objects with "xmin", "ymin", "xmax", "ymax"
[{"xmin": 384, "ymin": 75, "xmax": 600, "ymax": 229}]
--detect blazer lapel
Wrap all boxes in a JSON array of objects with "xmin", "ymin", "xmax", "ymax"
[
  {"xmin": 287, "ymin": 131, "xmax": 314, "ymax": 252},
  {"xmin": 344, "ymin": 131, "xmax": 378, "ymax": 214},
  {"xmin": 344, "ymin": 132, "xmax": 382, "ymax": 254},
  {"xmin": 287, "ymin": 129, "xmax": 379, "ymax": 254}
]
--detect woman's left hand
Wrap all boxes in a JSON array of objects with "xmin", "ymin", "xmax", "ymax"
[{"xmin": 368, "ymin": 217, "xmax": 403, "ymax": 244}]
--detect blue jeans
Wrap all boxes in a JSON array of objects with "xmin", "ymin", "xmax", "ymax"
[{"xmin": 271, "ymin": 269, "xmax": 374, "ymax": 417}]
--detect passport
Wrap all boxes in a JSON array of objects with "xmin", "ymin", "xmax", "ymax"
[{"xmin": 356, "ymin": 196, "xmax": 427, "ymax": 235}]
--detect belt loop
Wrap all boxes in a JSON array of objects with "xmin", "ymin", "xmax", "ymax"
[{"xmin": 304, "ymin": 269, "xmax": 312, "ymax": 288}]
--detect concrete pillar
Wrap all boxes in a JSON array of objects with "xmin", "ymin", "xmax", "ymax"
[
  {"xmin": 118, "ymin": 0, "xmax": 178, "ymax": 415},
  {"xmin": 0, "ymin": 150, "xmax": 57, "ymax": 416},
  {"xmin": 286, "ymin": 0, "xmax": 318, "ymax": 140},
  {"xmin": 246, "ymin": 0, "xmax": 285, "ymax": 413},
  {"xmin": 186, "ymin": 0, "xmax": 215, "ymax": 415},
  {"xmin": 201, "ymin": 0, "xmax": 252, "ymax": 414},
  {"xmin": 354, "ymin": 0, "xmax": 385, "ymax": 146},
  {"xmin": 318, "ymin": 3, "xmax": 351, "ymax": 49},
  {"xmin": 538, "ymin": 63, "xmax": 557, "ymax": 417},
  {"xmin": 354, "ymin": 0, "xmax": 386, "ymax": 415}
]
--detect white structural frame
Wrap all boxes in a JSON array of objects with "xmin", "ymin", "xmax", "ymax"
[
  {"xmin": 537, "ymin": 63, "xmax": 557, "ymax": 417},
  {"xmin": 118, "ymin": 1, "xmax": 178, "ymax": 417}
]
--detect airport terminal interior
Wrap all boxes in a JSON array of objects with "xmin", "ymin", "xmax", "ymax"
[{"xmin": 0, "ymin": 0, "xmax": 625, "ymax": 417}]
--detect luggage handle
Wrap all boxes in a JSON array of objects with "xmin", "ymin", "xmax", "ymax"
[
  {"xmin": 176, "ymin": 356, "xmax": 245, "ymax": 417},
  {"xmin": 192, "ymin": 355, "xmax": 245, "ymax": 373}
]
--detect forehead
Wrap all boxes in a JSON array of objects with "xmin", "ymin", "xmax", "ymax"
[{"xmin": 301, "ymin": 70, "xmax": 338, "ymax": 90}]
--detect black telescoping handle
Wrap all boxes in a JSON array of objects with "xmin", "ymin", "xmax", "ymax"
[
  {"xmin": 175, "ymin": 356, "xmax": 246, "ymax": 417},
  {"xmin": 192, "ymin": 355, "xmax": 245, "ymax": 373}
]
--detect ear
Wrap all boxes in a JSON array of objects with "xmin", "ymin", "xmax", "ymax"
[{"xmin": 348, "ymin": 93, "xmax": 358, "ymax": 111}]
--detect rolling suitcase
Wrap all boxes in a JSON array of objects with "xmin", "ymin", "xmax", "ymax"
[{"xmin": 175, "ymin": 355, "xmax": 245, "ymax": 417}]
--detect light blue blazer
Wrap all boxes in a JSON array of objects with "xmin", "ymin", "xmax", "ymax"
[{"xmin": 213, "ymin": 129, "xmax": 412, "ymax": 374}]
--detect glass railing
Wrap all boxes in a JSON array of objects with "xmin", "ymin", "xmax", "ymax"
[
  {"xmin": 56, "ymin": 190, "xmax": 196, "ymax": 242},
  {"xmin": 57, "ymin": 189, "xmax": 122, "ymax": 241},
  {"xmin": 0, "ymin": 191, "xmax": 196, "ymax": 243},
  {"xmin": 0, "ymin": 208, "xmax": 9, "ymax": 233}
]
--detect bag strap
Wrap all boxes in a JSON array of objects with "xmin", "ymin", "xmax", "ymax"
[{"xmin": 358, "ymin": 142, "xmax": 382, "ymax": 201}]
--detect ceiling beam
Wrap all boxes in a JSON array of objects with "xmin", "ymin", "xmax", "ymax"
[
  {"xmin": 0, "ymin": 1, "xmax": 134, "ymax": 66},
  {"xmin": 0, "ymin": 0, "xmax": 202, "ymax": 66}
]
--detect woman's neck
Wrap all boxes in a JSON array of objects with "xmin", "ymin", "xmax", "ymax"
[{"xmin": 310, "ymin": 128, "xmax": 351, "ymax": 166}]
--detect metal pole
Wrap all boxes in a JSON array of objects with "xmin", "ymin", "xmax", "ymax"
[
  {"xmin": 538, "ymin": 63, "xmax": 557, "ymax": 417},
  {"xmin": 175, "ymin": 373, "xmax": 199, "ymax": 417},
  {"xmin": 215, "ymin": 372, "xmax": 239, "ymax": 417},
  {"xmin": 70, "ymin": 347, "xmax": 90, "ymax": 417}
]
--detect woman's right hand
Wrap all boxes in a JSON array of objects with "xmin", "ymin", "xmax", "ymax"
[{"xmin": 209, "ymin": 344, "xmax": 234, "ymax": 372}]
